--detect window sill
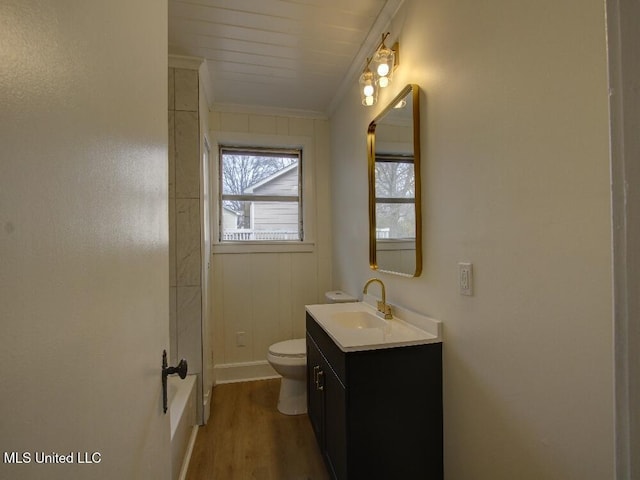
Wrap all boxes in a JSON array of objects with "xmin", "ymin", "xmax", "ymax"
[{"xmin": 212, "ymin": 241, "xmax": 316, "ymax": 254}]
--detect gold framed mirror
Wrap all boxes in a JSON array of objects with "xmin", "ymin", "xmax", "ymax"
[{"xmin": 367, "ymin": 84, "xmax": 421, "ymax": 277}]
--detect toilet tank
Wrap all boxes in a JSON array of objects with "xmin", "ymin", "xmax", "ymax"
[{"xmin": 324, "ymin": 291, "xmax": 358, "ymax": 304}]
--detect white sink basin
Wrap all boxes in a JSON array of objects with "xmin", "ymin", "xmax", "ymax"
[
  {"xmin": 330, "ymin": 310, "xmax": 388, "ymax": 329},
  {"xmin": 306, "ymin": 300, "xmax": 442, "ymax": 352}
]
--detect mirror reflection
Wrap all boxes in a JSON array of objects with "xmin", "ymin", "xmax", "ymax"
[{"xmin": 368, "ymin": 84, "xmax": 421, "ymax": 276}]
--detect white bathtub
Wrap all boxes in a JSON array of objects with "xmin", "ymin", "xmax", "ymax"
[{"xmin": 168, "ymin": 374, "xmax": 197, "ymax": 480}]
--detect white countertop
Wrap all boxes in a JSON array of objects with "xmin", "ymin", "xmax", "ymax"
[{"xmin": 305, "ymin": 298, "xmax": 442, "ymax": 352}]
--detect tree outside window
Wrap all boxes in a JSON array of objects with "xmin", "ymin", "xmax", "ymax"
[{"xmin": 374, "ymin": 154, "xmax": 415, "ymax": 239}]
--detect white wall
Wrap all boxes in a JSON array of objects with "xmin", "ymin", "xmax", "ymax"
[
  {"xmin": 0, "ymin": 1, "xmax": 170, "ymax": 479},
  {"xmin": 209, "ymin": 112, "xmax": 332, "ymax": 382},
  {"xmin": 331, "ymin": 1, "xmax": 614, "ymax": 479}
]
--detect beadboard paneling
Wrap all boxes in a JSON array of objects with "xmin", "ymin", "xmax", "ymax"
[
  {"xmin": 213, "ymin": 251, "xmax": 321, "ymax": 366},
  {"xmin": 168, "ymin": 0, "xmax": 390, "ymax": 113}
]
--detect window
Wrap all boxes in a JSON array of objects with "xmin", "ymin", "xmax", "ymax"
[{"xmin": 219, "ymin": 146, "xmax": 303, "ymax": 241}]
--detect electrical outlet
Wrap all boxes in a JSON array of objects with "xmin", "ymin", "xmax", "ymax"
[
  {"xmin": 236, "ymin": 331, "xmax": 246, "ymax": 347},
  {"xmin": 458, "ymin": 262, "xmax": 473, "ymax": 296}
]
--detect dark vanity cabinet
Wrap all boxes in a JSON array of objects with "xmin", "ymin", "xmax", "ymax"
[{"xmin": 306, "ymin": 312, "xmax": 443, "ymax": 480}]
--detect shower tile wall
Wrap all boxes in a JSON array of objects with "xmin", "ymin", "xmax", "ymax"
[{"xmin": 168, "ymin": 66, "xmax": 202, "ymax": 404}]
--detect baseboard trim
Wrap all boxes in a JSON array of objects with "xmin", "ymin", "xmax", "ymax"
[
  {"xmin": 214, "ymin": 360, "xmax": 280, "ymax": 385},
  {"xmin": 179, "ymin": 425, "xmax": 199, "ymax": 480}
]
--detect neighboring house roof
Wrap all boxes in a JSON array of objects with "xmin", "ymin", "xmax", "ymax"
[{"xmin": 243, "ymin": 163, "xmax": 298, "ymax": 194}]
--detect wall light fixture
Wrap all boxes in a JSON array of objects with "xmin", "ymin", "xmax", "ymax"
[{"xmin": 359, "ymin": 33, "xmax": 399, "ymax": 107}]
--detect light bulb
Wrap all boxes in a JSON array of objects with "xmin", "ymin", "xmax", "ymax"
[
  {"xmin": 377, "ymin": 63, "xmax": 390, "ymax": 77},
  {"xmin": 363, "ymin": 84, "xmax": 374, "ymax": 97},
  {"xmin": 378, "ymin": 76, "xmax": 389, "ymax": 88},
  {"xmin": 364, "ymin": 96, "xmax": 374, "ymax": 106}
]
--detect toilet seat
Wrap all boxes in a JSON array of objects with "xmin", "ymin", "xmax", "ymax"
[{"xmin": 268, "ymin": 338, "xmax": 306, "ymax": 358}]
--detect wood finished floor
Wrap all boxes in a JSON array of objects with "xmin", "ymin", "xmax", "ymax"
[{"xmin": 185, "ymin": 379, "xmax": 330, "ymax": 480}]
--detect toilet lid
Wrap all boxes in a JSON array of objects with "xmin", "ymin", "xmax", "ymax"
[{"xmin": 269, "ymin": 339, "xmax": 306, "ymax": 358}]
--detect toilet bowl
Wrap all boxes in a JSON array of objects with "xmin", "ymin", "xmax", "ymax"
[
  {"xmin": 267, "ymin": 291, "xmax": 357, "ymax": 415},
  {"xmin": 267, "ymin": 339, "xmax": 307, "ymax": 415}
]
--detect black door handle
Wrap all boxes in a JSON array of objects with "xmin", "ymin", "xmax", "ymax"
[{"xmin": 162, "ymin": 350, "xmax": 189, "ymax": 414}]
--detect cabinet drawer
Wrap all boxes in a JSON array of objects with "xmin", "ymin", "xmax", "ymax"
[{"xmin": 306, "ymin": 312, "xmax": 346, "ymax": 386}]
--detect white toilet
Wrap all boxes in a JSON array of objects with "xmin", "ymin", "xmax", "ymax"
[{"xmin": 267, "ymin": 290, "xmax": 357, "ymax": 415}]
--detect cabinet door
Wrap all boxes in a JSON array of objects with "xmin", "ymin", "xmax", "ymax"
[
  {"xmin": 306, "ymin": 335, "xmax": 324, "ymax": 446},
  {"xmin": 323, "ymin": 366, "xmax": 347, "ymax": 480}
]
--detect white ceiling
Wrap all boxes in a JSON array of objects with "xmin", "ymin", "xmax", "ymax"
[{"xmin": 168, "ymin": 0, "xmax": 401, "ymax": 116}]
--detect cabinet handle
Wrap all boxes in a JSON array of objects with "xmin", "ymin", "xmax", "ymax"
[{"xmin": 317, "ymin": 370, "xmax": 324, "ymax": 391}]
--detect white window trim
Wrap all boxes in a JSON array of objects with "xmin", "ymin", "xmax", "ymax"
[{"xmin": 211, "ymin": 131, "xmax": 316, "ymax": 254}]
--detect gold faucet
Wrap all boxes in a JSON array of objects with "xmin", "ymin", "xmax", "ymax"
[{"xmin": 362, "ymin": 278, "xmax": 393, "ymax": 319}]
